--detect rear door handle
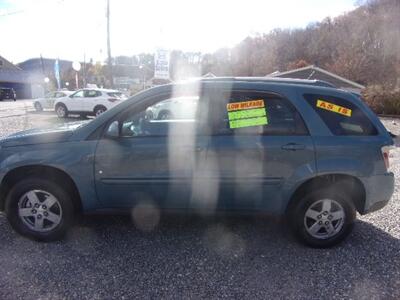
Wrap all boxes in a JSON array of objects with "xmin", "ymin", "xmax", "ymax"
[{"xmin": 281, "ymin": 143, "xmax": 306, "ymax": 151}]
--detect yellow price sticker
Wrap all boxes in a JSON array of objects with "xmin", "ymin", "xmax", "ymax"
[{"xmin": 316, "ymin": 100, "xmax": 352, "ymax": 117}]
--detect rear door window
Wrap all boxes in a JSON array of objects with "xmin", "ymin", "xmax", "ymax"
[
  {"xmin": 85, "ymin": 90, "xmax": 102, "ymax": 97},
  {"xmin": 211, "ymin": 90, "xmax": 308, "ymax": 136},
  {"xmin": 304, "ymin": 94, "xmax": 378, "ymax": 136}
]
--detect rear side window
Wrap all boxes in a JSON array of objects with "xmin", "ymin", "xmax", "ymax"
[
  {"xmin": 56, "ymin": 92, "xmax": 66, "ymax": 97},
  {"xmin": 304, "ymin": 94, "xmax": 378, "ymax": 136},
  {"xmin": 107, "ymin": 92, "xmax": 126, "ymax": 99},
  {"xmin": 211, "ymin": 91, "xmax": 308, "ymax": 136},
  {"xmin": 85, "ymin": 90, "xmax": 102, "ymax": 97}
]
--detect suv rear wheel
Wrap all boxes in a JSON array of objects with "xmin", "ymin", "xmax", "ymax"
[
  {"xmin": 5, "ymin": 178, "xmax": 74, "ymax": 241},
  {"xmin": 288, "ymin": 188, "xmax": 356, "ymax": 248},
  {"xmin": 94, "ymin": 105, "xmax": 107, "ymax": 117},
  {"xmin": 34, "ymin": 102, "xmax": 43, "ymax": 112}
]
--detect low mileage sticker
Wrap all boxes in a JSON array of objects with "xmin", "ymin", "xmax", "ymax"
[{"xmin": 227, "ymin": 100, "xmax": 268, "ymax": 129}]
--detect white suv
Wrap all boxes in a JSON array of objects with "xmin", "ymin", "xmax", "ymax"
[
  {"xmin": 33, "ymin": 90, "xmax": 73, "ymax": 111},
  {"xmin": 54, "ymin": 88, "xmax": 127, "ymax": 118}
]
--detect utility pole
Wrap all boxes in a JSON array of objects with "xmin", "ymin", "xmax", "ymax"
[{"xmin": 106, "ymin": 0, "xmax": 113, "ymax": 88}]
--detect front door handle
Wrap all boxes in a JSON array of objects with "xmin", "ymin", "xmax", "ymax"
[{"xmin": 281, "ymin": 143, "xmax": 306, "ymax": 151}]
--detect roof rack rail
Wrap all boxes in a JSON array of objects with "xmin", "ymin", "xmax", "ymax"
[{"xmin": 199, "ymin": 76, "xmax": 336, "ymax": 88}]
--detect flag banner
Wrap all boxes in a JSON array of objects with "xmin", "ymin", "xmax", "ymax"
[{"xmin": 54, "ymin": 59, "xmax": 61, "ymax": 89}]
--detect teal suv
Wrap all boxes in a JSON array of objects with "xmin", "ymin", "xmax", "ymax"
[{"xmin": 0, "ymin": 78, "xmax": 395, "ymax": 247}]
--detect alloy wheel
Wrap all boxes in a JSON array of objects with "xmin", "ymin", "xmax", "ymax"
[
  {"xmin": 18, "ymin": 190, "xmax": 63, "ymax": 232},
  {"xmin": 303, "ymin": 198, "xmax": 345, "ymax": 240},
  {"xmin": 56, "ymin": 106, "xmax": 66, "ymax": 117},
  {"xmin": 95, "ymin": 109, "xmax": 105, "ymax": 116},
  {"xmin": 34, "ymin": 103, "xmax": 43, "ymax": 111}
]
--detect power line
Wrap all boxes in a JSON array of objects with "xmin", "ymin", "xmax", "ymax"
[
  {"xmin": 0, "ymin": 1, "xmax": 65, "ymax": 18},
  {"xmin": 0, "ymin": 9, "xmax": 25, "ymax": 17}
]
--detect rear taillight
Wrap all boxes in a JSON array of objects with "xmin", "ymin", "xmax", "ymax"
[
  {"xmin": 381, "ymin": 146, "xmax": 394, "ymax": 171},
  {"xmin": 108, "ymin": 98, "xmax": 119, "ymax": 102}
]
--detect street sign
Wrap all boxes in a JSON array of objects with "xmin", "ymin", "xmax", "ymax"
[{"xmin": 154, "ymin": 49, "xmax": 169, "ymax": 79}]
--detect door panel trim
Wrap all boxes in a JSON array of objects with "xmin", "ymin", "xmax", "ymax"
[{"xmin": 100, "ymin": 176, "xmax": 283, "ymax": 185}]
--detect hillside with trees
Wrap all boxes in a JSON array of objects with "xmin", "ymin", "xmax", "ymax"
[
  {"xmin": 183, "ymin": 0, "xmax": 399, "ymax": 113},
  {"xmin": 200, "ymin": 0, "xmax": 399, "ymax": 88},
  {"xmin": 59, "ymin": 0, "xmax": 400, "ymax": 111},
  {"xmin": 67, "ymin": 0, "xmax": 400, "ymax": 88}
]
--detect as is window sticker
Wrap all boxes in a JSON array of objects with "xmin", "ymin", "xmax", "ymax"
[
  {"xmin": 227, "ymin": 99, "xmax": 268, "ymax": 129},
  {"xmin": 316, "ymin": 99, "xmax": 352, "ymax": 117}
]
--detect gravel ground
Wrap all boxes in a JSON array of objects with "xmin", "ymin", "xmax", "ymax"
[{"xmin": 0, "ymin": 103, "xmax": 400, "ymax": 299}]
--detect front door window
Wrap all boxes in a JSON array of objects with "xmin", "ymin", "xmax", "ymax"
[{"xmin": 71, "ymin": 90, "xmax": 84, "ymax": 98}]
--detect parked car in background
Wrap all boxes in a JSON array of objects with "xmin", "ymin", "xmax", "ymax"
[
  {"xmin": 0, "ymin": 87, "xmax": 16, "ymax": 101},
  {"xmin": 33, "ymin": 91, "xmax": 73, "ymax": 111},
  {"xmin": 54, "ymin": 88, "xmax": 127, "ymax": 118},
  {"xmin": 0, "ymin": 78, "xmax": 394, "ymax": 247},
  {"xmin": 145, "ymin": 96, "xmax": 199, "ymax": 120}
]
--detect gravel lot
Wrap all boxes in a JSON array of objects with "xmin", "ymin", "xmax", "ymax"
[{"xmin": 0, "ymin": 101, "xmax": 400, "ymax": 299}]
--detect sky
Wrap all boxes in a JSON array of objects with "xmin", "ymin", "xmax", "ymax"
[{"xmin": 0, "ymin": 0, "xmax": 358, "ymax": 64}]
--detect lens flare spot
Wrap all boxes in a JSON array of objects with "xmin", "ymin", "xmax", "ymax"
[
  {"xmin": 131, "ymin": 201, "xmax": 160, "ymax": 232},
  {"xmin": 204, "ymin": 224, "xmax": 246, "ymax": 259}
]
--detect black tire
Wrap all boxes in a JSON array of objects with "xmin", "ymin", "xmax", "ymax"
[
  {"xmin": 5, "ymin": 178, "xmax": 75, "ymax": 242},
  {"xmin": 56, "ymin": 103, "xmax": 68, "ymax": 118},
  {"xmin": 34, "ymin": 102, "xmax": 43, "ymax": 112},
  {"xmin": 287, "ymin": 187, "xmax": 356, "ymax": 248},
  {"xmin": 94, "ymin": 105, "xmax": 107, "ymax": 117},
  {"xmin": 158, "ymin": 110, "xmax": 173, "ymax": 120}
]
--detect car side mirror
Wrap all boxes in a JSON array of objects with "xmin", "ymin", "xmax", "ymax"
[{"xmin": 106, "ymin": 121, "xmax": 120, "ymax": 138}]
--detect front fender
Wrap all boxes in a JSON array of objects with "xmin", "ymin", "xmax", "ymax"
[{"xmin": 0, "ymin": 141, "xmax": 99, "ymax": 211}]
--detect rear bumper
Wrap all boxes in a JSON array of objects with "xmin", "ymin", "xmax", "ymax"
[{"xmin": 360, "ymin": 172, "xmax": 394, "ymax": 214}]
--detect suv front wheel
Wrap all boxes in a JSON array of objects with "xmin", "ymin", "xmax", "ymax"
[
  {"xmin": 56, "ymin": 104, "xmax": 68, "ymax": 118},
  {"xmin": 288, "ymin": 188, "xmax": 356, "ymax": 248},
  {"xmin": 5, "ymin": 178, "xmax": 74, "ymax": 241}
]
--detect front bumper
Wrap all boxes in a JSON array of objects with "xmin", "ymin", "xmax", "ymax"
[{"xmin": 361, "ymin": 172, "xmax": 395, "ymax": 214}]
